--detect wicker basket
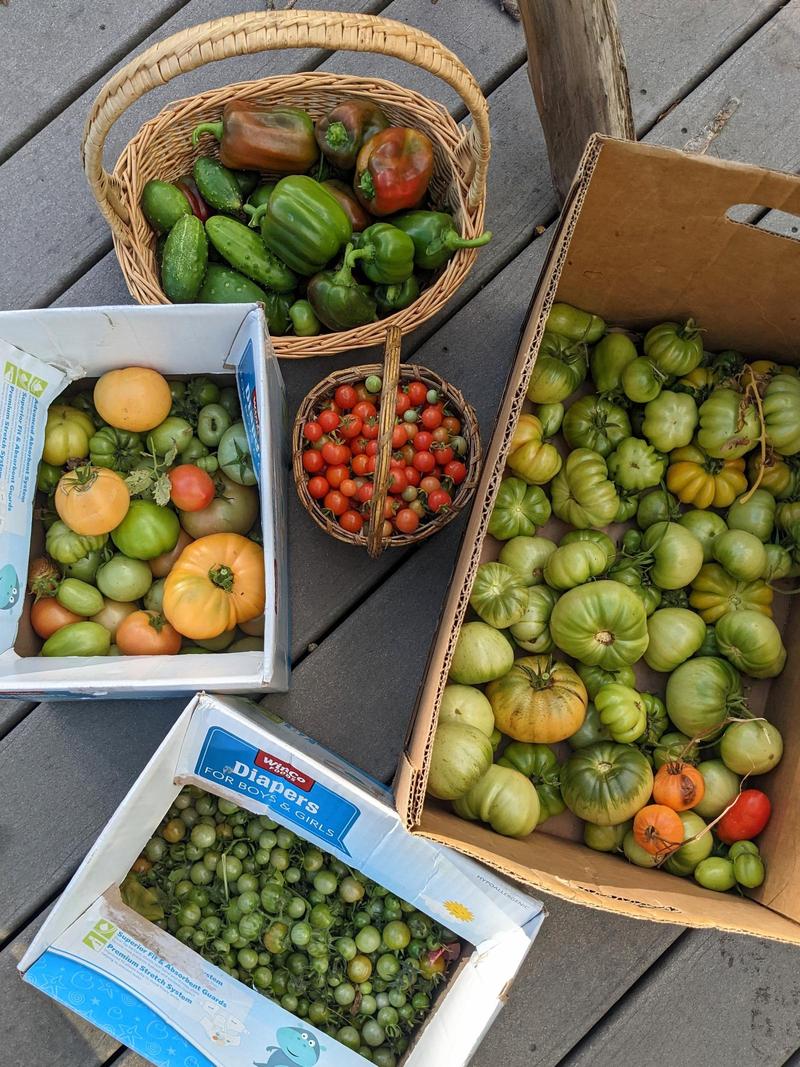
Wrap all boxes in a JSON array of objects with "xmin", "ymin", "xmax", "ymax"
[
  {"xmin": 293, "ymin": 326, "xmax": 481, "ymax": 556},
  {"xmin": 82, "ymin": 10, "xmax": 491, "ymax": 359}
]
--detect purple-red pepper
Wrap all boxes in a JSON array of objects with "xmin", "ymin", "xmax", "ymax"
[
  {"xmin": 315, "ymin": 98, "xmax": 389, "ymax": 170},
  {"xmin": 354, "ymin": 127, "xmax": 435, "ymax": 216},
  {"xmin": 192, "ymin": 103, "xmax": 319, "ymax": 174}
]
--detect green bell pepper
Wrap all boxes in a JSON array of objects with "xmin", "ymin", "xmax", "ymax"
[
  {"xmin": 348, "ymin": 223, "xmax": 415, "ymax": 284},
  {"xmin": 307, "ymin": 243, "xmax": 378, "ymax": 331},
  {"xmin": 375, "ymin": 276, "xmax": 420, "ymax": 314},
  {"xmin": 392, "ymin": 210, "xmax": 492, "ymax": 270}
]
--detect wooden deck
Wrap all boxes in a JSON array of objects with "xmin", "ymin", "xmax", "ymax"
[{"xmin": 2, "ymin": 2, "xmax": 800, "ymax": 1064}]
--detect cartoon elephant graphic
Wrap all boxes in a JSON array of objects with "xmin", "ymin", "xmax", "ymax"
[
  {"xmin": 0, "ymin": 564, "xmax": 19, "ymax": 610},
  {"xmin": 253, "ymin": 1025, "xmax": 324, "ymax": 1067}
]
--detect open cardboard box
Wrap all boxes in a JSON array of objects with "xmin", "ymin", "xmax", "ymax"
[{"xmin": 397, "ymin": 136, "xmax": 800, "ymax": 944}]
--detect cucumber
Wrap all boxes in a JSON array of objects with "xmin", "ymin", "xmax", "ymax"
[
  {"xmin": 161, "ymin": 215, "xmax": 208, "ymax": 302},
  {"xmin": 140, "ymin": 179, "xmax": 191, "ymax": 233},
  {"xmin": 199, "ymin": 264, "xmax": 267, "ymax": 304},
  {"xmin": 193, "ymin": 157, "xmax": 243, "ymax": 214},
  {"xmin": 205, "ymin": 216, "xmax": 296, "ymax": 293}
]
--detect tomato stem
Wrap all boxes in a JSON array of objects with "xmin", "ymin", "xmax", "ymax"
[{"xmin": 209, "ymin": 564, "xmax": 235, "ymax": 591}]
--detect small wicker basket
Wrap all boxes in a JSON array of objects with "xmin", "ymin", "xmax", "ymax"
[
  {"xmin": 82, "ymin": 10, "xmax": 491, "ymax": 359},
  {"xmin": 293, "ymin": 326, "xmax": 481, "ymax": 556}
]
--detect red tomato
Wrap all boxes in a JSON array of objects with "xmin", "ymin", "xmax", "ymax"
[
  {"xmin": 444, "ymin": 460, "xmax": 468, "ymax": 484},
  {"xmin": 335, "ymin": 385, "xmax": 358, "ymax": 410},
  {"xmin": 307, "ymin": 476, "xmax": 329, "ymax": 499},
  {"xmin": 339, "ymin": 510, "xmax": 364, "ymax": 533},
  {"xmin": 716, "ymin": 790, "xmax": 771, "ymax": 844},
  {"xmin": 392, "ymin": 425, "xmax": 409, "ymax": 448},
  {"xmin": 407, "ymin": 381, "xmax": 428, "ymax": 406},
  {"xmin": 303, "ymin": 420, "xmax": 323, "ymax": 443},
  {"xmin": 413, "ymin": 450, "xmax": 436, "ymax": 473},
  {"xmin": 321, "ymin": 442, "xmax": 349, "ymax": 466},
  {"xmin": 324, "ymin": 490, "xmax": 348, "ymax": 516},
  {"xmin": 366, "ymin": 455, "xmax": 378, "ymax": 474},
  {"xmin": 395, "ymin": 508, "xmax": 420, "ymax": 534},
  {"xmin": 395, "ymin": 391, "xmax": 411, "ymax": 415},
  {"xmin": 168, "ymin": 464, "xmax": 215, "ymax": 512},
  {"xmin": 434, "ymin": 445, "xmax": 454, "ymax": 466},
  {"xmin": 339, "ymin": 415, "xmax": 363, "ymax": 439},
  {"xmin": 351, "ymin": 436, "xmax": 369, "ymax": 455},
  {"xmin": 117, "ymin": 610, "xmax": 181, "ymax": 655},
  {"xmin": 390, "ymin": 456, "xmax": 405, "ymax": 469},
  {"xmin": 414, "ymin": 431, "xmax": 433, "ymax": 452},
  {"xmin": 356, "ymin": 483, "xmax": 373, "ymax": 504},
  {"xmin": 384, "ymin": 498, "xmax": 398, "ymax": 519},
  {"xmin": 431, "ymin": 426, "xmax": 450, "ymax": 445},
  {"xmin": 354, "ymin": 383, "xmax": 370, "ymax": 402},
  {"xmin": 362, "ymin": 418, "xmax": 380, "ymax": 440},
  {"xmin": 421, "ymin": 405, "xmax": 443, "ymax": 429},
  {"xmin": 405, "ymin": 466, "xmax": 421, "ymax": 487},
  {"xmin": 366, "ymin": 440, "xmax": 379, "ymax": 457},
  {"xmin": 353, "ymin": 401, "xmax": 377, "ymax": 421},
  {"xmin": 443, "ymin": 416, "xmax": 462, "ymax": 435},
  {"xmin": 400, "ymin": 443, "xmax": 415, "ymax": 466},
  {"xmin": 351, "ymin": 454, "xmax": 370, "ymax": 476},
  {"xmin": 387, "ymin": 469, "xmax": 408, "ymax": 495},
  {"xmin": 428, "ymin": 489, "xmax": 452, "ymax": 512},
  {"xmin": 420, "ymin": 476, "xmax": 442, "ymax": 494},
  {"xmin": 318, "ymin": 410, "xmax": 340, "ymax": 433},
  {"xmin": 326, "ymin": 464, "xmax": 349, "ymax": 489},
  {"xmin": 303, "ymin": 450, "xmax": 325, "ymax": 474},
  {"xmin": 340, "ymin": 479, "xmax": 358, "ymax": 497},
  {"xmin": 31, "ymin": 597, "xmax": 81, "ymax": 639}
]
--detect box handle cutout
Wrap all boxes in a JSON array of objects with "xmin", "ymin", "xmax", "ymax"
[{"xmin": 725, "ymin": 204, "xmax": 800, "ymax": 242}]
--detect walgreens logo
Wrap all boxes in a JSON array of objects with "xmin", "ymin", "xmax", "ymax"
[{"xmin": 255, "ymin": 750, "xmax": 315, "ymax": 792}]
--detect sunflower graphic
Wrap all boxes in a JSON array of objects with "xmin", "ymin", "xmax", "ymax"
[{"xmin": 443, "ymin": 900, "xmax": 474, "ymax": 923}]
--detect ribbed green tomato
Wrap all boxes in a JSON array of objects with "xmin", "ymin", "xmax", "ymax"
[
  {"xmin": 665, "ymin": 656, "xmax": 744, "ymax": 739},
  {"xmin": 584, "ymin": 819, "xmax": 631, "ymax": 852},
  {"xmin": 590, "ymin": 332, "xmax": 637, "ymax": 393},
  {"xmin": 726, "ymin": 489, "xmax": 775, "ymax": 541},
  {"xmin": 644, "ymin": 320, "xmax": 703, "ymax": 375},
  {"xmin": 644, "ymin": 607, "xmax": 706, "ymax": 672},
  {"xmin": 653, "ymin": 731, "xmax": 698, "ymax": 769},
  {"xmin": 453, "ymin": 764, "xmax": 540, "ymax": 837},
  {"xmin": 720, "ymin": 720, "xmax": 783, "ymax": 775},
  {"xmin": 639, "ymin": 692, "xmax": 669, "ymax": 746},
  {"xmin": 527, "ymin": 332, "xmax": 588, "ymax": 403},
  {"xmin": 488, "ymin": 478, "xmax": 551, "ymax": 540},
  {"xmin": 509, "ymin": 586, "xmax": 558, "ymax": 653},
  {"xmin": 697, "ymin": 387, "xmax": 760, "ymax": 459},
  {"xmin": 562, "ymin": 395, "xmax": 631, "ymax": 457},
  {"xmin": 550, "ymin": 580, "xmax": 649, "ymax": 669},
  {"xmin": 663, "ymin": 811, "xmax": 712, "ymax": 876},
  {"xmin": 714, "ymin": 610, "xmax": 786, "ymax": 679},
  {"xmin": 762, "ymin": 542, "xmax": 792, "ymax": 580},
  {"xmin": 775, "ymin": 499, "xmax": 800, "ymax": 531},
  {"xmin": 622, "ymin": 358, "xmax": 666, "ymax": 404},
  {"xmin": 561, "ymin": 742, "xmax": 654, "ymax": 825},
  {"xmin": 712, "ymin": 529, "xmax": 766, "ymax": 582},
  {"xmin": 550, "ymin": 448, "xmax": 619, "ymax": 529},
  {"xmin": 637, "ymin": 488, "xmax": 681, "ymax": 530},
  {"xmin": 545, "ymin": 302, "xmax": 605, "ymax": 343},
  {"xmin": 536, "ymin": 402, "xmax": 564, "ymax": 438},
  {"xmin": 642, "ymin": 521, "xmax": 704, "ymax": 589},
  {"xmin": 486, "ymin": 656, "xmax": 587, "ymax": 743},
  {"xmin": 543, "ymin": 541, "xmax": 607, "ymax": 591},
  {"xmin": 506, "ymin": 415, "xmax": 563, "ymax": 485},
  {"xmin": 568, "ymin": 703, "xmax": 612, "ymax": 749},
  {"xmin": 689, "ymin": 563, "xmax": 773, "ymax": 622},
  {"xmin": 469, "ymin": 562, "xmax": 528, "ymax": 629},
  {"xmin": 427, "ymin": 722, "xmax": 494, "ymax": 800},
  {"xmin": 693, "ymin": 759, "xmax": 740, "ymax": 820},
  {"xmin": 559, "ymin": 528, "xmax": 616, "ymax": 568},
  {"xmin": 498, "ymin": 535, "xmax": 557, "ymax": 586},
  {"xmin": 677, "ymin": 509, "xmax": 727, "ymax": 562},
  {"xmin": 576, "ymin": 662, "xmax": 636, "ymax": 700},
  {"xmin": 595, "ymin": 684, "xmax": 647, "ymax": 744},
  {"xmin": 498, "ymin": 742, "xmax": 565, "ymax": 823},
  {"xmin": 607, "ymin": 437, "xmax": 667, "ymax": 492},
  {"xmin": 763, "ymin": 372, "xmax": 800, "ymax": 455},
  {"xmin": 642, "ymin": 391, "xmax": 698, "ymax": 451}
]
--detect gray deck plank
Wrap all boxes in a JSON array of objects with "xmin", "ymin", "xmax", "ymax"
[{"xmin": 0, "ymin": 700, "xmax": 35, "ymax": 739}]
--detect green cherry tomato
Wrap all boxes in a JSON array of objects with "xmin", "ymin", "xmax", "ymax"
[
  {"xmin": 41, "ymin": 621, "xmax": 110, "ymax": 657},
  {"xmin": 197, "ymin": 404, "xmax": 232, "ymax": 447},
  {"xmin": 694, "ymin": 856, "xmax": 736, "ymax": 892},
  {"xmin": 218, "ymin": 423, "xmax": 257, "ymax": 486},
  {"xmin": 733, "ymin": 852, "xmax": 766, "ymax": 889},
  {"xmin": 112, "ymin": 500, "xmax": 180, "ymax": 560},
  {"xmin": 96, "ymin": 554, "xmax": 153, "ymax": 602},
  {"xmin": 56, "ymin": 578, "xmax": 104, "ymax": 617},
  {"xmin": 147, "ymin": 416, "xmax": 194, "ymax": 457}
]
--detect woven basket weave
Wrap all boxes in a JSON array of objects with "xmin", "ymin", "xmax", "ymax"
[{"xmin": 82, "ymin": 10, "xmax": 491, "ymax": 359}]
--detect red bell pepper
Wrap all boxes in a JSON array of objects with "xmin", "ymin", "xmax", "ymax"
[{"xmin": 354, "ymin": 128, "xmax": 435, "ymax": 217}]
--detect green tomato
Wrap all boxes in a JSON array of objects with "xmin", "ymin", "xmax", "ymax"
[
  {"xmin": 584, "ymin": 819, "xmax": 630, "ymax": 852},
  {"xmin": 147, "ymin": 416, "xmax": 193, "ymax": 457},
  {"xmin": 663, "ymin": 811, "xmax": 712, "ymax": 876},
  {"xmin": 726, "ymin": 489, "xmax": 775, "ymax": 541},
  {"xmin": 568, "ymin": 702, "xmax": 612, "ymax": 749},
  {"xmin": 550, "ymin": 448, "xmax": 619, "ymax": 529},
  {"xmin": 527, "ymin": 332, "xmax": 588, "ymax": 404},
  {"xmin": 144, "ymin": 577, "xmax": 166, "ymax": 613},
  {"xmin": 550, "ymin": 580, "xmax": 649, "ymax": 670},
  {"xmin": 427, "ymin": 722, "xmax": 493, "ymax": 801},
  {"xmin": 218, "ymin": 422, "xmax": 256, "ymax": 486},
  {"xmin": 188, "ymin": 376, "xmax": 220, "ymax": 409},
  {"xmin": 644, "ymin": 320, "xmax": 703, "ymax": 376},
  {"xmin": 639, "ymin": 692, "xmax": 669, "ymax": 747},
  {"xmin": 695, "ymin": 624, "xmax": 718, "ymax": 657},
  {"xmin": 45, "ymin": 521, "xmax": 108, "ymax": 565},
  {"xmin": 644, "ymin": 608, "xmax": 706, "ymax": 672},
  {"xmin": 497, "ymin": 741, "xmax": 564, "ymax": 823},
  {"xmin": 37, "ymin": 461, "xmax": 62, "ymax": 493},
  {"xmin": 763, "ymin": 542, "xmax": 793, "ymax": 580},
  {"xmin": 615, "ymin": 491, "xmax": 640, "ymax": 523},
  {"xmin": 543, "ymin": 541, "xmax": 607, "ymax": 591},
  {"xmin": 712, "ymin": 529, "xmax": 766, "ymax": 582},
  {"xmin": 96, "ymin": 554, "xmax": 153, "ymax": 602},
  {"xmin": 439, "ymin": 684, "xmax": 495, "ymax": 737},
  {"xmin": 642, "ymin": 521, "xmax": 704, "ymax": 589},
  {"xmin": 714, "ymin": 610, "xmax": 786, "ymax": 678},
  {"xmin": 62, "ymin": 547, "xmax": 109, "ymax": 582},
  {"xmin": 733, "ymin": 852, "xmax": 766, "ymax": 889},
  {"xmin": 179, "ymin": 436, "xmax": 210, "ymax": 465},
  {"xmin": 576, "ymin": 663, "xmax": 636, "ymax": 700},
  {"xmin": 728, "ymin": 840, "xmax": 760, "ymax": 860},
  {"xmin": 535, "ymin": 402, "xmax": 564, "ymax": 438},
  {"xmin": 636, "ymin": 488, "xmax": 681, "ymax": 530},
  {"xmin": 693, "ymin": 759, "xmax": 740, "ymax": 820},
  {"xmin": 697, "ymin": 388, "xmax": 760, "ymax": 459},
  {"xmin": 498, "ymin": 535, "xmax": 557, "ymax": 586},
  {"xmin": 623, "ymin": 830, "xmax": 659, "ymax": 868},
  {"xmin": 589, "ymin": 332, "xmax": 637, "ymax": 393},
  {"xmin": 43, "ymin": 405, "xmax": 93, "ymax": 465},
  {"xmin": 197, "ymin": 404, "xmax": 232, "ymax": 447},
  {"xmin": 694, "ymin": 856, "xmax": 736, "ymax": 892},
  {"xmin": 666, "ymin": 656, "xmax": 743, "ymax": 739},
  {"xmin": 488, "ymin": 478, "xmax": 551, "ymax": 540},
  {"xmin": 622, "ymin": 358, "xmax": 665, "ymax": 403},
  {"xmin": 449, "ymin": 622, "xmax": 514, "ymax": 685},
  {"xmin": 469, "ymin": 562, "xmax": 528, "ymax": 629},
  {"xmin": 56, "ymin": 578, "xmax": 104, "ymax": 617},
  {"xmin": 562, "ymin": 395, "xmax": 631, "ymax": 457},
  {"xmin": 763, "ymin": 372, "xmax": 800, "ymax": 455},
  {"xmin": 595, "ymin": 684, "xmax": 647, "ymax": 744},
  {"xmin": 194, "ymin": 628, "xmax": 237, "ymax": 651},
  {"xmin": 561, "ymin": 742, "xmax": 653, "ymax": 826},
  {"xmin": 545, "ymin": 302, "xmax": 605, "ymax": 343},
  {"xmin": 559, "ymin": 529, "xmax": 616, "ymax": 568},
  {"xmin": 89, "ymin": 426, "xmax": 144, "ymax": 472},
  {"xmin": 607, "ymin": 437, "xmax": 667, "ymax": 492},
  {"xmin": 678, "ymin": 509, "xmax": 727, "ymax": 562},
  {"xmin": 196, "ymin": 454, "xmax": 219, "ymax": 475},
  {"xmin": 641, "ymin": 391, "xmax": 698, "ymax": 452},
  {"xmin": 720, "ymin": 719, "xmax": 783, "ymax": 775},
  {"xmin": 41, "ymin": 621, "xmax": 110, "ymax": 657},
  {"xmin": 653, "ymin": 731, "xmax": 698, "ymax": 770},
  {"xmin": 509, "ymin": 586, "xmax": 558, "ymax": 653},
  {"xmin": 112, "ymin": 500, "xmax": 180, "ymax": 560},
  {"xmin": 453, "ymin": 764, "xmax": 540, "ymax": 837}
]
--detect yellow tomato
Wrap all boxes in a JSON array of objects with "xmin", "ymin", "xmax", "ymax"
[
  {"xmin": 54, "ymin": 466, "xmax": 130, "ymax": 535},
  {"xmin": 43, "ymin": 405, "xmax": 94, "ymax": 465},
  {"xmin": 94, "ymin": 367, "xmax": 172, "ymax": 431},
  {"xmin": 666, "ymin": 444, "xmax": 746, "ymax": 509}
]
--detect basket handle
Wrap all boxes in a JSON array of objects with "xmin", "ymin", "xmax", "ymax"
[
  {"xmin": 82, "ymin": 9, "xmax": 491, "ymax": 242},
  {"xmin": 367, "ymin": 325, "xmax": 403, "ymax": 559}
]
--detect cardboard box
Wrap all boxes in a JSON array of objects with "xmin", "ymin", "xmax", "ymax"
[
  {"xmin": 0, "ymin": 304, "xmax": 289, "ymax": 697},
  {"xmin": 18, "ymin": 693, "xmax": 544, "ymax": 1066},
  {"xmin": 398, "ymin": 136, "xmax": 800, "ymax": 944}
]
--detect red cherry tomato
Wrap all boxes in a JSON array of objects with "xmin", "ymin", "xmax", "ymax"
[
  {"xmin": 318, "ymin": 410, "xmax": 340, "ymax": 433},
  {"xmin": 353, "ymin": 401, "xmax": 377, "ymax": 421},
  {"xmin": 406, "ymin": 381, "xmax": 428, "ymax": 406},
  {"xmin": 351, "ymin": 454, "xmax": 370, "ymax": 477},
  {"xmin": 405, "ymin": 466, "xmax": 421, "ymax": 487},
  {"xmin": 395, "ymin": 507, "xmax": 421, "ymax": 534},
  {"xmin": 431, "ymin": 426, "xmax": 450, "ymax": 445},
  {"xmin": 392, "ymin": 424, "xmax": 409, "ymax": 449},
  {"xmin": 326, "ymin": 464, "xmax": 349, "ymax": 489},
  {"xmin": 307, "ymin": 476, "xmax": 330, "ymax": 499},
  {"xmin": 303, "ymin": 420, "xmax": 323, "ymax": 443},
  {"xmin": 340, "ymin": 479, "xmax": 358, "ymax": 497},
  {"xmin": 420, "ymin": 476, "xmax": 442, "ymax": 494},
  {"xmin": 716, "ymin": 789, "xmax": 771, "ymax": 844},
  {"xmin": 414, "ymin": 431, "xmax": 433, "ymax": 452},
  {"xmin": 443, "ymin": 416, "xmax": 462, "ymax": 435},
  {"xmin": 303, "ymin": 450, "xmax": 325, "ymax": 474},
  {"xmin": 351, "ymin": 436, "xmax": 369, "ymax": 455},
  {"xmin": 384, "ymin": 498, "xmax": 398, "ymax": 519},
  {"xmin": 356, "ymin": 483, "xmax": 374, "ymax": 504},
  {"xmin": 387, "ymin": 469, "xmax": 408, "ymax": 495},
  {"xmin": 427, "ymin": 488, "xmax": 452, "ymax": 512},
  {"xmin": 366, "ymin": 455, "xmax": 378, "ymax": 474},
  {"xmin": 404, "ymin": 422, "xmax": 418, "ymax": 441},
  {"xmin": 366, "ymin": 440, "xmax": 379, "ymax": 457},
  {"xmin": 400, "ymin": 443, "xmax": 415, "ymax": 466},
  {"xmin": 168, "ymin": 464, "xmax": 215, "ymax": 512},
  {"xmin": 390, "ymin": 456, "xmax": 405, "ymax": 470},
  {"xmin": 324, "ymin": 490, "xmax": 348, "ymax": 516},
  {"xmin": 335, "ymin": 385, "xmax": 358, "ymax": 410},
  {"xmin": 434, "ymin": 445, "xmax": 454, "ymax": 466},
  {"xmin": 321, "ymin": 441, "xmax": 350, "ymax": 466},
  {"xmin": 362, "ymin": 418, "xmax": 380, "ymax": 440},
  {"xmin": 421, "ymin": 405, "xmax": 443, "ymax": 429},
  {"xmin": 413, "ymin": 450, "xmax": 436, "ymax": 473},
  {"xmin": 395, "ymin": 391, "xmax": 411, "ymax": 416},
  {"xmin": 339, "ymin": 415, "xmax": 363, "ymax": 439},
  {"xmin": 444, "ymin": 460, "xmax": 468, "ymax": 484},
  {"xmin": 339, "ymin": 510, "xmax": 364, "ymax": 533}
]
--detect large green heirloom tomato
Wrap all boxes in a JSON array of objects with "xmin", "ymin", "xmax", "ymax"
[
  {"xmin": 486, "ymin": 656, "xmax": 588, "ymax": 743},
  {"xmin": 427, "ymin": 722, "xmax": 493, "ymax": 800},
  {"xmin": 112, "ymin": 500, "xmax": 180, "ymax": 560},
  {"xmin": 590, "ymin": 332, "xmax": 637, "ymax": 393},
  {"xmin": 545, "ymin": 302, "xmax": 605, "ymax": 343},
  {"xmin": 543, "ymin": 541, "xmax": 607, "ymax": 591},
  {"xmin": 438, "ymin": 684, "xmax": 495, "ymax": 737},
  {"xmin": 714, "ymin": 610, "xmax": 786, "ymax": 678},
  {"xmin": 726, "ymin": 489, "xmax": 775, "ymax": 541},
  {"xmin": 561, "ymin": 741, "xmax": 654, "ymax": 826},
  {"xmin": 509, "ymin": 586, "xmax": 558, "ymax": 653},
  {"xmin": 453, "ymin": 764, "xmax": 540, "ymax": 837},
  {"xmin": 663, "ymin": 811, "xmax": 712, "ymax": 877},
  {"xmin": 622, "ymin": 358, "xmax": 667, "ymax": 404},
  {"xmin": 576, "ymin": 662, "xmax": 636, "ymax": 700},
  {"xmin": 89, "ymin": 426, "xmax": 144, "ymax": 472},
  {"xmin": 551, "ymin": 448, "xmax": 619, "ymax": 529},
  {"xmin": 507, "ymin": 415, "xmax": 562, "ymax": 485},
  {"xmin": 449, "ymin": 622, "xmax": 514, "ymax": 685},
  {"xmin": 720, "ymin": 720, "xmax": 783, "ymax": 775},
  {"xmin": 218, "ymin": 422, "xmax": 257, "ymax": 486},
  {"xmin": 644, "ymin": 607, "xmax": 706, "ymax": 672},
  {"xmin": 527, "ymin": 332, "xmax": 588, "ymax": 404},
  {"xmin": 665, "ymin": 656, "xmax": 744, "ymax": 739},
  {"xmin": 469, "ymin": 562, "xmax": 528, "ymax": 629},
  {"xmin": 559, "ymin": 528, "xmax": 616, "ymax": 568},
  {"xmin": 763, "ymin": 373, "xmax": 800, "ymax": 455},
  {"xmin": 693, "ymin": 759, "xmax": 740, "ymax": 819},
  {"xmin": 568, "ymin": 703, "xmax": 612, "ymax": 749},
  {"xmin": 641, "ymin": 521, "xmax": 704, "ymax": 589},
  {"xmin": 498, "ymin": 742, "xmax": 565, "ymax": 823},
  {"xmin": 637, "ymin": 488, "xmax": 681, "ymax": 530},
  {"xmin": 641, "ymin": 391, "xmax": 698, "ymax": 452},
  {"xmin": 499, "ymin": 535, "xmax": 557, "ymax": 586},
  {"xmin": 562, "ymin": 395, "xmax": 630, "ymax": 457},
  {"xmin": 678, "ymin": 509, "xmax": 727, "ymax": 562},
  {"xmin": 712, "ymin": 529, "xmax": 766, "ymax": 582},
  {"xmin": 595, "ymin": 683, "xmax": 647, "ymax": 744},
  {"xmin": 644, "ymin": 319, "xmax": 704, "ymax": 376},
  {"xmin": 45, "ymin": 521, "xmax": 108, "ymax": 565},
  {"xmin": 41, "ymin": 620, "xmax": 110, "ymax": 657},
  {"xmin": 488, "ymin": 478, "xmax": 551, "ymax": 540},
  {"xmin": 690, "ymin": 563, "xmax": 773, "ymax": 622},
  {"xmin": 550, "ymin": 580, "xmax": 649, "ymax": 669},
  {"xmin": 607, "ymin": 437, "xmax": 667, "ymax": 492},
  {"xmin": 697, "ymin": 387, "xmax": 760, "ymax": 459}
]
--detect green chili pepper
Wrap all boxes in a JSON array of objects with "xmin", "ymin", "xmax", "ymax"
[
  {"xmin": 392, "ymin": 210, "xmax": 492, "ymax": 270},
  {"xmin": 289, "ymin": 299, "xmax": 322, "ymax": 336},
  {"xmin": 348, "ymin": 223, "xmax": 415, "ymax": 285},
  {"xmin": 375, "ymin": 276, "xmax": 420, "ymax": 314},
  {"xmin": 307, "ymin": 243, "xmax": 378, "ymax": 331}
]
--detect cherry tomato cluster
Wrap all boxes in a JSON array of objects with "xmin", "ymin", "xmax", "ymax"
[{"xmin": 301, "ymin": 375, "xmax": 469, "ymax": 538}]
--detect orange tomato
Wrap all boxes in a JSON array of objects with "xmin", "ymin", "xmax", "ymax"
[
  {"xmin": 632, "ymin": 804, "xmax": 685, "ymax": 857},
  {"xmin": 163, "ymin": 533, "xmax": 265, "ymax": 640},
  {"xmin": 149, "ymin": 528, "xmax": 193, "ymax": 578},
  {"xmin": 31, "ymin": 597, "xmax": 82, "ymax": 638},
  {"xmin": 94, "ymin": 367, "xmax": 172, "ymax": 432},
  {"xmin": 652, "ymin": 760, "xmax": 705, "ymax": 812},
  {"xmin": 116, "ymin": 610, "xmax": 182, "ymax": 655},
  {"xmin": 55, "ymin": 466, "xmax": 130, "ymax": 535}
]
